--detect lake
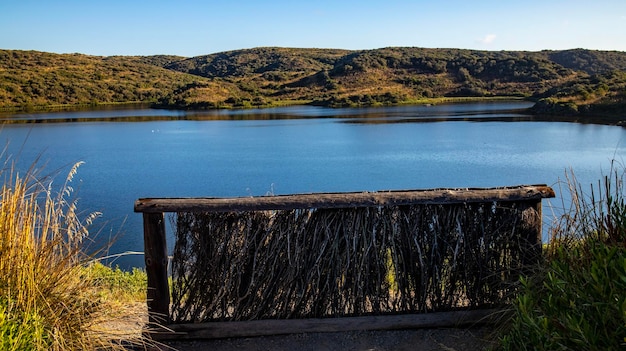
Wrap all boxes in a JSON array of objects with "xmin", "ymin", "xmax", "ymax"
[{"xmin": 1, "ymin": 101, "xmax": 624, "ymax": 268}]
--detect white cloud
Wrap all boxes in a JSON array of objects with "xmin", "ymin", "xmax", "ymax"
[{"xmin": 478, "ymin": 34, "xmax": 497, "ymax": 45}]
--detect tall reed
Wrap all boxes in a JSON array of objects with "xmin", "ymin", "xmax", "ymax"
[{"xmin": 0, "ymin": 162, "xmax": 144, "ymax": 350}]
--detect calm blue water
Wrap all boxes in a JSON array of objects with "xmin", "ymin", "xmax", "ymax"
[{"xmin": 1, "ymin": 101, "xmax": 624, "ymax": 268}]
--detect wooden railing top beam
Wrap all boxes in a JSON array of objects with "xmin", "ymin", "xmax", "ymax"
[{"xmin": 134, "ymin": 184, "xmax": 555, "ymax": 213}]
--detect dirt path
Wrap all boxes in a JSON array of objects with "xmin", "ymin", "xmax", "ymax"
[
  {"xmin": 109, "ymin": 303, "xmax": 500, "ymax": 350},
  {"xmin": 157, "ymin": 327, "xmax": 499, "ymax": 351}
]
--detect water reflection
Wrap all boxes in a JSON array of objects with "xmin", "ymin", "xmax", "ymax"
[
  {"xmin": 3, "ymin": 101, "xmax": 622, "ymax": 126},
  {"xmin": 1, "ymin": 101, "xmax": 534, "ymax": 123}
]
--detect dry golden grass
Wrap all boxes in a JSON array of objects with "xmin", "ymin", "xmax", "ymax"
[{"xmin": 0, "ymin": 162, "xmax": 150, "ymax": 350}]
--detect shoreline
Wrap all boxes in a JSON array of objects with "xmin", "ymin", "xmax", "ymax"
[{"xmin": 1, "ymin": 96, "xmax": 624, "ymax": 126}]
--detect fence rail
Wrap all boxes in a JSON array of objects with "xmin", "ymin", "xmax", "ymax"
[{"xmin": 135, "ymin": 185, "xmax": 554, "ymax": 340}]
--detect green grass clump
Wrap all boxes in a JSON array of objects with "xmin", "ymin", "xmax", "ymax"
[
  {"xmin": 0, "ymin": 162, "xmax": 148, "ymax": 350},
  {"xmin": 86, "ymin": 261, "xmax": 147, "ymax": 302},
  {"xmin": 499, "ymin": 167, "xmax": 626, "ymax": 350}
]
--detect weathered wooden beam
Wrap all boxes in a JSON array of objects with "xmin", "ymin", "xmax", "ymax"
[
  {"xmin": 142, "ymin": 212, "xmax": 170, "ymax": 326},
  {"xmin": 135, "ymin": 185, "xmax": 555, "ymax": 213},
  {"xmin": 150, "ymin": 309, "xmax": 502, "ymax": 340}
]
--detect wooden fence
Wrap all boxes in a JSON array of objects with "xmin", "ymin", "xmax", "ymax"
[{"xmin": 134, "ymin": 185, "xmax": 554, "ymax": 340}]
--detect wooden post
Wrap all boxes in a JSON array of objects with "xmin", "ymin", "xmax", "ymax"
[
  {"xmin": 520, "ymin": 199, "xmax": 543, "ymax": 269},
  {"xmin": 142, "ymin": 212, "xmax": 170, "ymax": 326}
]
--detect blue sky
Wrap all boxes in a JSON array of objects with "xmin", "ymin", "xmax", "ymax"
[{"xmin": 1, "ymin": 0, "xmax": 625, "ymax": 57}]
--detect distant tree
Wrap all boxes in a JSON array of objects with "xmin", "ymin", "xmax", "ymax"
[{"xmin": 457, "ymin": 67, "xmax": 472, "ymax": 82}]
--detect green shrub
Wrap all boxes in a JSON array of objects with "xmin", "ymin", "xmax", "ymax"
[
  {"xmin": 501, "ymin": 243, "xmax": 626, "ymax": 350},
  {"xmin": 499, "ymin": 167, "xmax": 626, "ymax": 350}
]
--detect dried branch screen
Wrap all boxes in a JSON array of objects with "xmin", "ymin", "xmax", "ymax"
[{"xmin": 170, "ymin": 200, "xmax": 541, "ymax": 323}]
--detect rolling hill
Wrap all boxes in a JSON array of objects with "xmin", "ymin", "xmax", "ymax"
[{"xmin": 1, "ymin": 47, "xmax": 625, "ymax": 117}]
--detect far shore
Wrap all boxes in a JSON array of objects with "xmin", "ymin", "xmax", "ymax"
[{"xmin": 1, "ymin": 97, "xmax": 624, "ymax": 126}]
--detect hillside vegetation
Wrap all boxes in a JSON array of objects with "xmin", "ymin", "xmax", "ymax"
[
  {"xmin": 0, "ymin": 50, "xmax": 201, "ymax": 111},
  {"xmin": 1, "ymin": 47, "xmax": 625, "ymax": 119}
]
